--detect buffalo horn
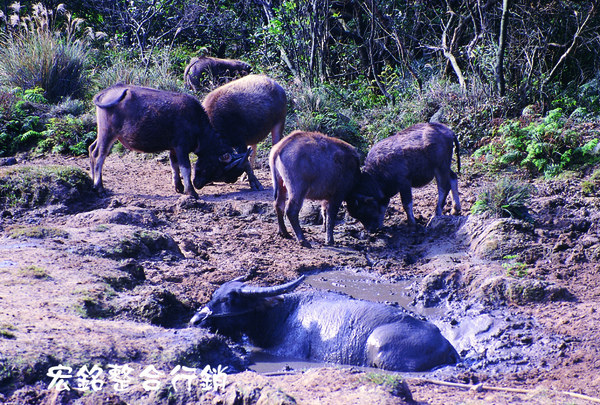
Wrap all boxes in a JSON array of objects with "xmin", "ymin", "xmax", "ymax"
[
  {"xmin": 224, "ymin": 147, "xmax": 252, "ymax": 171},
  {"xmin": 239, "ymin": 275, "xmax": 305, "ymax": 298}
]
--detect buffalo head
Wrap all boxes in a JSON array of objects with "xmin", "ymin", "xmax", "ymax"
[
  {"xmin": 346, "ymin": 193, "xmax": 388, "ymax": 232},
  {"xmin": 189, "ymin": 275, "xmax": 305, "ymax": 335},
  {"xmin": 193, "ymin": 147, "xmax": 252, "ymax": 190}
]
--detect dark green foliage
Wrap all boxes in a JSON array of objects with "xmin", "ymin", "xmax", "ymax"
[{"xmin": 471, "ymin": 178, "xmax": 533, "ymax": 221}]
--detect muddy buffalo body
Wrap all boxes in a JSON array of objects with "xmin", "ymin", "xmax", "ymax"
[
  {"xmin": 269, "ymin": 130, "xmax": 360, "ymax": 247},
  {"xmin": 190, "ymin": 276, "xmax": 459, "ymax": 372},
  {"xmin": 202, "ymin": 74, "xmax": 287, "ymax": 190},
  {"xmin": 89, "ymin": 84, "xmax": 249, "ymax": 198},
  {"xmin": 347, "ymin": 122, "xmax": 461, "ymax": 230},
  {"xmin": 184, "ymin": 56, "xmax": 251, "ymax": 91}
]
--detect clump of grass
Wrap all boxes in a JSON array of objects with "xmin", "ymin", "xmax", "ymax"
[
  {"xmin": 8, "ymin": 225, "xmax": 69, "ymax": 239},
  {"xmin": 0, "ymin": 165, "xmax": 92, "ymax": 208},
  {"xmin": 0, "ymin": 323, "xmax": 17, "ymax": 339},
  {"xmin": 582, "ymin": 168, "xmax": 600, "ymax": 196},
  {"xmin": 19, "ymin": 265, "xmax": 49, "ymax": 279},
  {"xmin": 502, "ymin": 255, "xmax": 528, "ymax": 278},
  {"xmin": 471, "ymin": 178, "xmax": 533, "ymax": 221}
]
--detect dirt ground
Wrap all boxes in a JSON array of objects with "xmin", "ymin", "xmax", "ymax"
[{"xmin": 0, "ymin": 151, "xmax": 599, "ymax": 405}]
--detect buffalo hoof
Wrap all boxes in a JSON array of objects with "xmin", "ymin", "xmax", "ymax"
[
  {"xmin": 278, "ymin": 230, "xmax": 292, "ymax": 240},
  {"xmin": 299, "ymin": 239, "xmax": 312, "ymax": 248},
  {"xmin": 250, "ymin": 180, "xmax": 264, "ymax": 191}
]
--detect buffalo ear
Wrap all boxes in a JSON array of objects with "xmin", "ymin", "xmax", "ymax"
[
  {"xmin": 219, "ymin": 153, "xmax": 232, "ymax": 163},
  {"xmin": 258, "ymin": 296, "xmax": 284, "ymax": 310}
]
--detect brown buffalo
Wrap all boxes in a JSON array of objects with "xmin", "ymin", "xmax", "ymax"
[
  {"xmin": 346, "ymin": 122, "xmax": 461, "ymax": 230},
  {"xmin": 202, "ymin": 74, "xmax": 287, "ymax": 190},
  {"xmin": 89, "ymin": 84, "xmax": 247, "ymax": 198},
  {"xmin": 270, "ymin": 130, "xmax": 360, "ymax": 248},
  {"xmin": 184, "ymin": 56, "xmax": 251, "ymax": 91}
]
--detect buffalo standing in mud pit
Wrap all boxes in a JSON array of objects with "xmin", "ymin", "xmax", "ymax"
[
  {"xmin": 347, "ymin": 122, "xmax": 461, "ymax": 230},
  {"xmin": 202, "ymin": 74, "xmax": 287, "ymax": 190},
  {"xmin": 190, "ymin": 276, "xmax": 459, "ymax": 372},
  {"xmin": 184, "ymin": 56, "xmax": 252, "ymax": 91},
  {"xmin": 89, "ymin": 84, "xmax": 249, "ymax": 198},
  {"xmin": 270, "ymin": 130, "xmax": 360, "ymax": 248}
]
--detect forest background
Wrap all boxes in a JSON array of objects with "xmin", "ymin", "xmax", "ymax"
[{"xmin": 1, "ymin": 0, "xmax": 599, "ymax": 184}]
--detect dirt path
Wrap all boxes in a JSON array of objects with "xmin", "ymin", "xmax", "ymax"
[{"xmin": 0, "ymin": 152, "xmax": 599, "ymax": 404}]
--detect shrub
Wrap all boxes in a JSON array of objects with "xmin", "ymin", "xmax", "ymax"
[{"xmin": 471, "ymin": 178, "xmax": 533, "ymax": 221}]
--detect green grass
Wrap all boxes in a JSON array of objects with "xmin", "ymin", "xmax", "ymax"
[{"xmin": 19, "ymin": 265, "xmax": 49, "ymax": 280}]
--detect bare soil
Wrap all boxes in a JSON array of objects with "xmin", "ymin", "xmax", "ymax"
[{"xmin": 0, "ymin": 152, "xmax": 599, "ymax": 405}]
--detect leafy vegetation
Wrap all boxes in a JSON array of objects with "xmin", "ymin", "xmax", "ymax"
[{"xmin": 474, "ymin": 109, "xmax": 600, "ymax": 177}]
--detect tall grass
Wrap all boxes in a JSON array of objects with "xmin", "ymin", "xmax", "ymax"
[{"xmin": 0, "ymin": 3, "xmax": 95, "ymax": 102}]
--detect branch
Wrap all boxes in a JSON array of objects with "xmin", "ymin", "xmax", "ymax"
[{"xmin": 542, "ymin": 3, "xmax": 595, "ymax": 87}]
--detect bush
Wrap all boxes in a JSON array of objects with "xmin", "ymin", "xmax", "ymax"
[
  {"xmin": 0, "ymin": 88, "xmax": 49, "ymax": 157},
  {"xmin": 37, "ymin": 114, "xmax": 96, "ymax": 156},
  {"xmin": 0, "ymin": 3, "xmax": 91, "ymax": 102},
  {"xmin": 471, "ymin": 178, "xmax": 533, "ymax": 221}
]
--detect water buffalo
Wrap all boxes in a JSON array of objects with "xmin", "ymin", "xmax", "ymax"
[
  {"xmin": 347, "ymin": 122, "xmax": 461, "ymax": 230},
  {"xmin": 202, "ymin": 74, "xmax": 287, "ymax": 190},
  {"xmin": 190, "ymin": 276, "xmax": 460, "ymax": 372},
  {"xmin": 89, "ymin": 84, "xmax": 248, "ymax": 198},
  {"xmin": 270, "ymin": 130, "xmax": 360, "ymax": 248},
  {"xmin": 184, "ymin": 56, "xmax": 252, "ymax": 91}
]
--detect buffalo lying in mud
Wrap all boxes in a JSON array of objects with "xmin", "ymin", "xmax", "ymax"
[
  {"xmin": 270, "ymin": 130, "xmax": 360, "ymax": 247},
  {"xmin": 202, "ymin": 74, "xmax": 287, "ymax": 190},
  {"xmin": 89, "ymin": 84, "xmax": 249, "ymax": 198},
  {"xmin": 190, "ymin": 276, "xmax": 459, "ymax": 372},
  {"xmin": 184, "ymin": 56, "xmax": 251, "ymax": 91},
  {"xmin": 347, "ymin": 122, "xmax": 461, "ymax": 230}
]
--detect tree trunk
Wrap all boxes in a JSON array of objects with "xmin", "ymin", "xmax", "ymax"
[{"xmin": 495, "ymin": 0, "xmax": 510, "ymax": 96}]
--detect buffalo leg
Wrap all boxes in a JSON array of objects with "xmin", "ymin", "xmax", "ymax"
[
  {"xmin": 274, "ymin": 181, "xmax": 292, "ymax": 239},
  {"xmin": 398, "ymin": 185, "xmax": 416, "ymax": 226},
  {"xmin": 172, "ymin": 149, "xmax": 199, "ymax": 199},
  {"xmin": 286, "ymin": 197, "xmax": 311, "ymax": 248},
  {"xmin": 324, "ymin": 198, "xmax": 343, "ymax": 245},
  {"xmin": 88, "ymin": 138, "xmax": 114, "ymax": 193},
  {"xmin": 449, "ymin": 170, "xmax": 461, "ymax": 215},
  {"xmin": 169, "ymin": 150, "xmax": 184, "ymax": 194}
]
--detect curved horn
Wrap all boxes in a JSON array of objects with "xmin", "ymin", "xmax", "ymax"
[
  {"xmin": 239, "ymin": 275, "xmax": 305, "ymax": 298},
  {"xmin": 224, "ymin": 147, "xmax": 251, "ymax": 171}
]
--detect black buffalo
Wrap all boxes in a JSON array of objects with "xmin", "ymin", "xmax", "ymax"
[
  {"xmin": 347, "ymin": 122, "xmax": 461, "ymax": 230},
  {"xmin": 184, "ymin": 56, "xmax": 251, "ymax": 91},
  {"xmin": 190, "ymin": 276, "xmax": 459, "ymax": 372},
  {"xmin": 90, "ymin": 84, "xmax": 249, "ymax": 198}
]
